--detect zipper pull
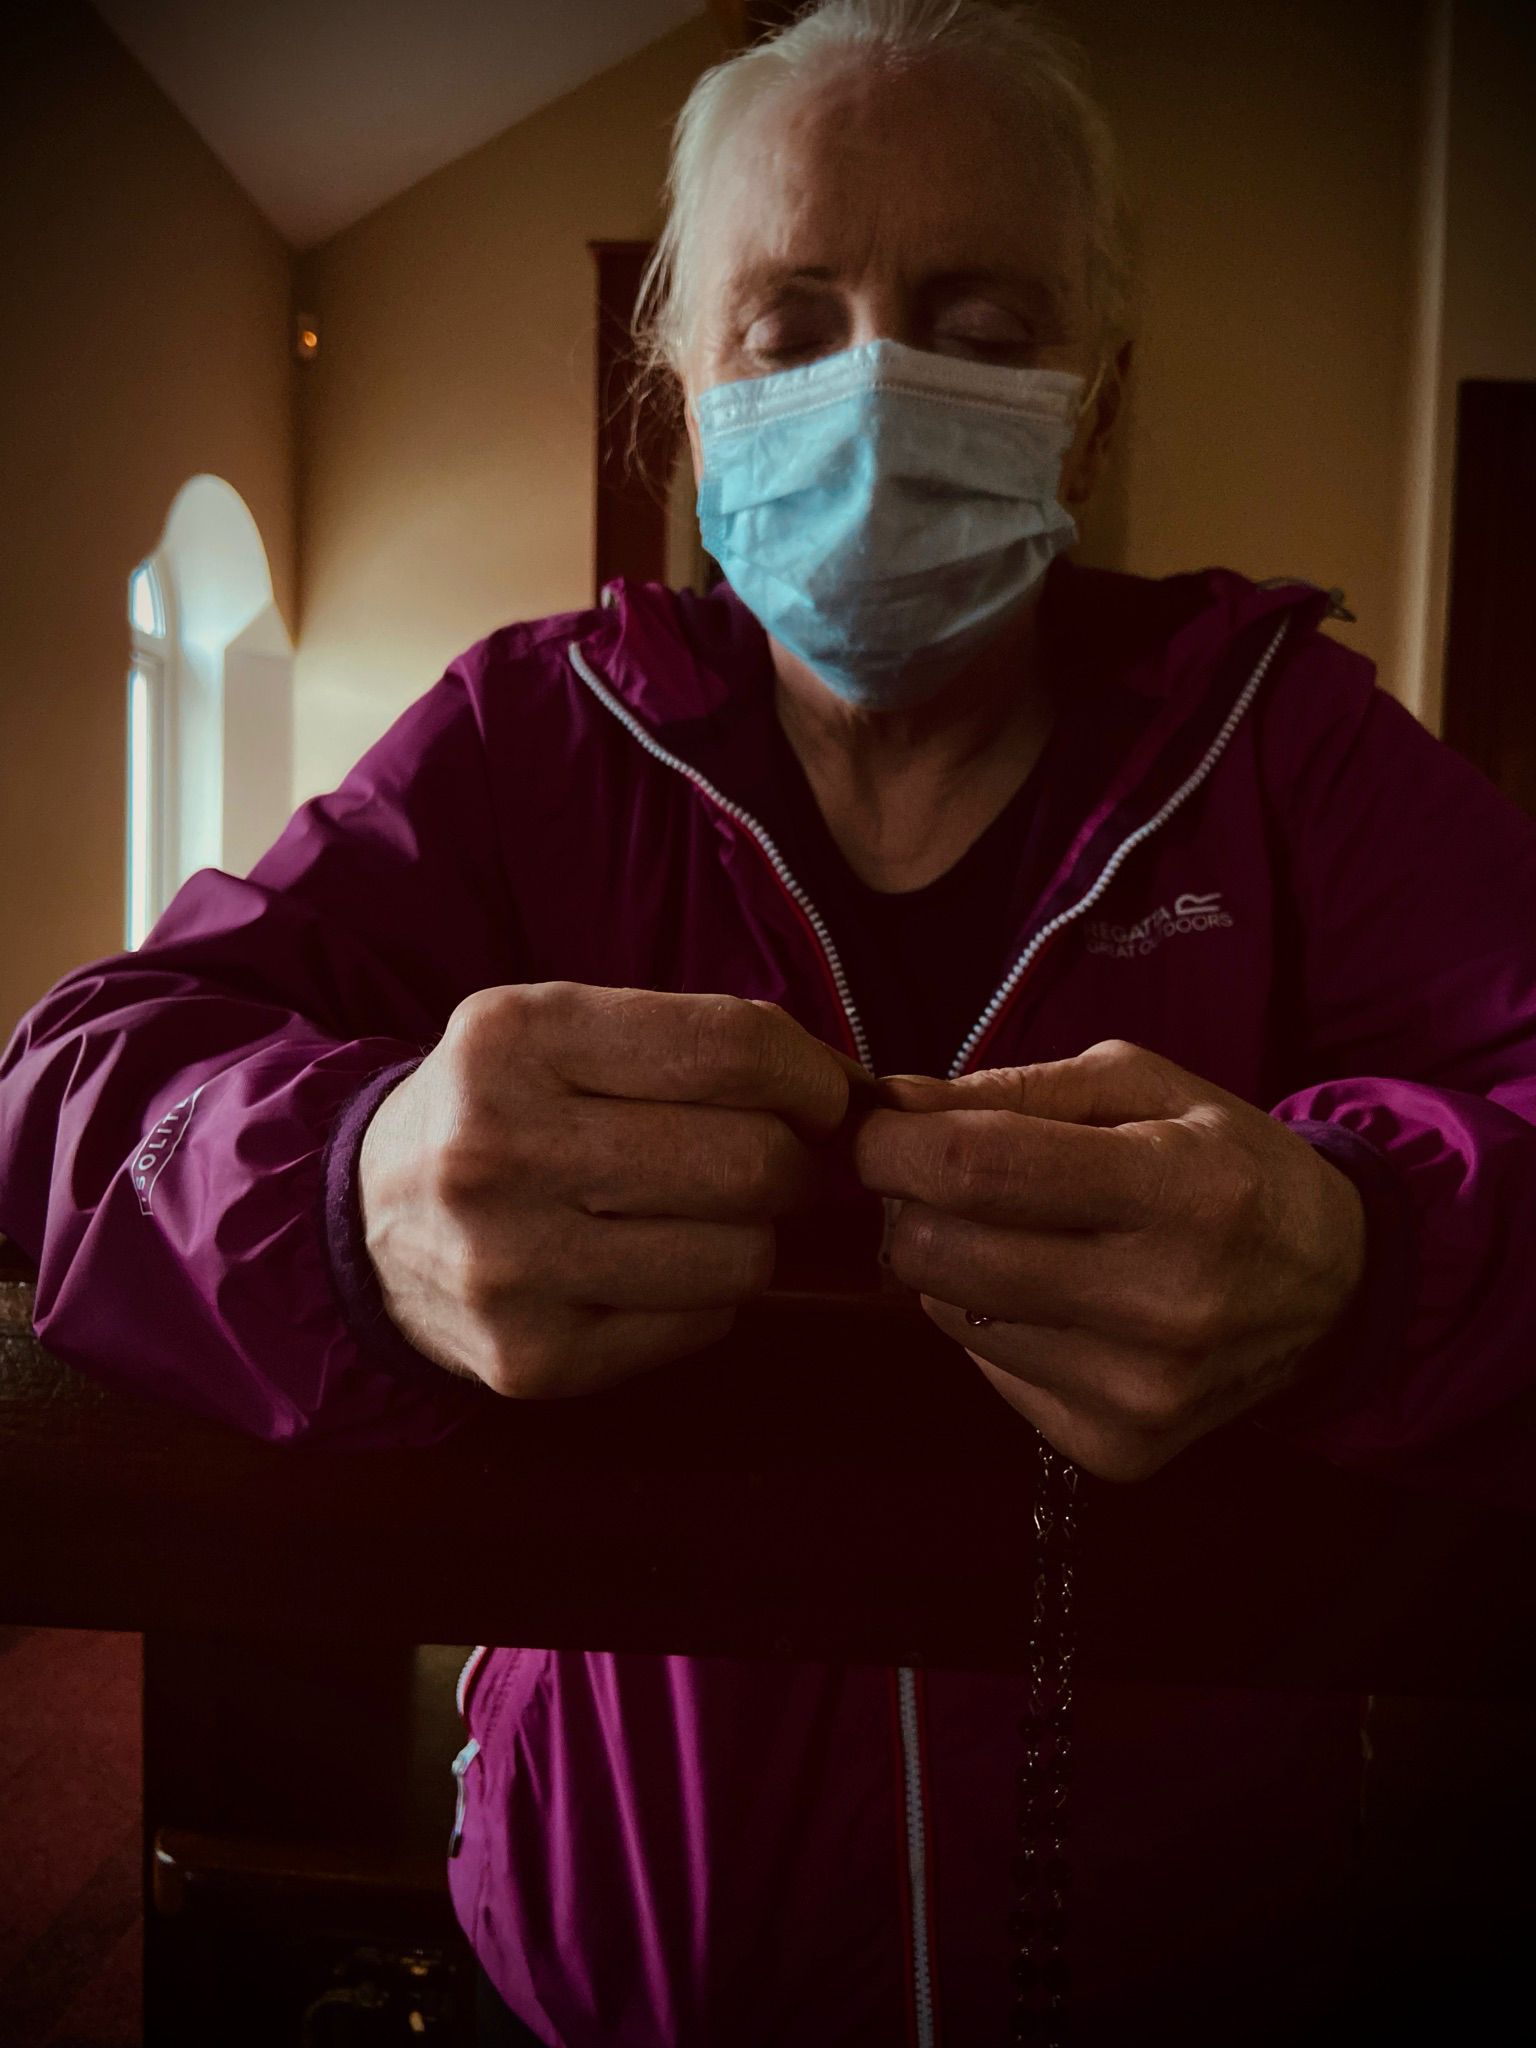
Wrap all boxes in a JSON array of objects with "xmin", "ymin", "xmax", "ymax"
[
  {"xmin": 1255, "ymin": 573, "xmax": 1355, "ymax": 623},
  {"xmin": 448, "ymin": 1737, "xmax": 480, "ymax": 1857}
]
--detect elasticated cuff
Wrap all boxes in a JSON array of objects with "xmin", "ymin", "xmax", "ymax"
[
  {"xmin": 320, "ymin": 1056, "xmax": 454, "ymax": 1388},
  {"xmin": 1254, "ymin": 1117, "xmax": 1420, "ymax": 1438}
]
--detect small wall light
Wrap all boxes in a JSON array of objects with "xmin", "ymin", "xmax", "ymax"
[{"xmin": 294, "ymin": 314, "xmax": 320, "ymax": 364}]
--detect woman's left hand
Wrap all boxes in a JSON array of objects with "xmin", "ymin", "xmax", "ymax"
[{"xmin": 852, "ymin": 1039, "xmax": 1367, "ymax": 1481}]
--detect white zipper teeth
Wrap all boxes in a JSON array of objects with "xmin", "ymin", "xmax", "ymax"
[
  {"xmin": 569, "ymin": 610, "xmax": 1290, "ymax": 2044},
  {"xmin": 897, "ymin": 1667, "xmax": 937, "ymax": 2048},
  {"xmin": 947, "ymin": 613, "xmax": 1290, "ymax": 1077},
  {"xmin": 456, "ymin": 1644, "xmax": 488, "ymax": 1718},
  {"xmin": 567, "ymin": 644, "xmax": 874, "ymax": 1069},
  {"xmin": 573, "ymin": 638, "xmax": 932, "ymax": 2029}
]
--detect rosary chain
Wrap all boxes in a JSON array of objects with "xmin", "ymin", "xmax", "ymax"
[{"xmin": 1008, "ymin": 1433, "xmax": 1080, "ymax": 2048}]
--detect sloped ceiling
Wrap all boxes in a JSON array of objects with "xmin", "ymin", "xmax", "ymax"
[{"xmin": 92, "ymin": 0, "xmax": 707, "ymax": 248}]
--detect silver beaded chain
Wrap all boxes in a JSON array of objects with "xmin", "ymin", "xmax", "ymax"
[{"xmin": 1008, "ymin": 1434, "xmax": 1081, "ymax": 2047}]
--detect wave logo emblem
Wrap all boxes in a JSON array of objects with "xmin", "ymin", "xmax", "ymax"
[
  {"xmin": 1084, "ymin": 889, "xmax": 1234, "ymax": 960},
  {"xmin": 132, "ymin": 1085, "xmax": 204, "ymax": 1215}
]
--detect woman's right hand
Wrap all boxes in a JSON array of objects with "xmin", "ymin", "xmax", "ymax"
[{"xmin": 357, "ymin": 982, "xmax": 857, "ymax": 1396}]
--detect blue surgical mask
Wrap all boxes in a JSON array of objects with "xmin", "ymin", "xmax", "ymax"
[{"xmin": 694, "ymin": 338, "xmax": 1090, "ymax": 709}]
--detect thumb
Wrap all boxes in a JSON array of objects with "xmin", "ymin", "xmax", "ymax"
[
  {"xmin": 876, "ymin": 1040, "xmax": 1194, "ymax": 1125},
  {"xmin": 829, "ymin": 1045, "xmax": 882, "ymax": 1123}
]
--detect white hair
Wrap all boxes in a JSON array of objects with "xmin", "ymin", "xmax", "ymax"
[{"xmin": 635, "ymin": 0, "xmax": 1131, "ymax": 383}]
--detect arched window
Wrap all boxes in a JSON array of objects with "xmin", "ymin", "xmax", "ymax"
[
  {"xmin": 125, "ymin": 559, "xmax": 171, "ymax": 948},
  {"xmin": 124, "ymin": 478, "xmax": 293, "ymax": 948}
]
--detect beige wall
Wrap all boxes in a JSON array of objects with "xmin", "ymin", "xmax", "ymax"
[
  {"xmin": 8, "ymin": 0, "xmax": 1528, "ymax": 1037},
  {"xmin": 295, "ymin": 0, "xmax": 1427, "ymax": 798},
  {"xmin": 0, "ymin": 3, "xmax": 296, "ymax": 1036},
  {"xmin": 293, "ymin": 14, "xmax": 729, "ymax": 801},
  {"xmin": 1064, "ymin": 0, "xmax": 1421, "ymax": 695}
]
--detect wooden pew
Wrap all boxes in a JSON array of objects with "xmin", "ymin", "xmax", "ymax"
[{"xmin": 2, "ymin": 1232, "xmax": 1533, "ymax": 2039}]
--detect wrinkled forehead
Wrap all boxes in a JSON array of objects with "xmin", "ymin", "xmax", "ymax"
[{"xmin": 688, "ymin": 54, "xmax": 1094, "ymax": 338}]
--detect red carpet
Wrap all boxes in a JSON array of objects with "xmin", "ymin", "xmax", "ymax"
[{"xmin": 0, "ymin": 1628, "xmax": 141, "ymax": 2047}]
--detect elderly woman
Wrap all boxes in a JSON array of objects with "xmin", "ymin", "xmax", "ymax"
[{"xmin": 4, "ymin": 0, "xmax": 1535, "ymax": 2042}]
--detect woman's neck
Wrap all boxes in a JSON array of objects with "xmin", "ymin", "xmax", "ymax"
[{"xmin": 770, "ymin": 598, "xmax": 1056, "ymax": 893}]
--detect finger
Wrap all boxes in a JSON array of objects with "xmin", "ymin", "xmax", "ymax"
[
  {"xmin": 854, "ymin": 1105, "xmax": 1162, "ymax": 1230},
  {"xmin": 920, "ymin": 1297, "xmax": 1173, "ymax": 1420},
  {"xmin": 578, "ymin": 1304, "xmax": 741, "ymax": 1383},
  {"xmin": 556, "ymin": 1214, "xmax": 777, "ymax": 1312},
  {"xmin": 532, "ymin": 986, "xmax": 854, "ymax": 1141},
  {"xmin": 915, "ymin": 1302, "xmax": 1151, "ymax": 1474},
  {"xmin": 956, "ymin": 1357, "xmax": 1082, "ymax": 1461},
  {"xmin": 552, "ymin": 1099, "xmax": 817, "ymax": 1221},
  {"xmin": 951, "ymin": 1347, "xmax": 1192, "ymax": 1485},
  {"xmin": 920, "ymin": 1298, "xmax": 1259, "ymax": 1482},
  {"xmin": 787, "ymin": 1024, "xmax": 877, "ymax": 1112},
  {"xmin": 876, "ymin": 1038, "xmax": 1203, "ymax": 1124},
  {"xmin": 888, "ymin": 1203, "xmax": 1167, "ymax": 1344},
  {"xmin": 482, "ymin": 1300, "xmax": 737, "ymax": 1400}
]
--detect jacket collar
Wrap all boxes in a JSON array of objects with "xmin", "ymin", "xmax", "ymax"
[{"xmin": 570, "ymin": 558, "xmax": 1342, "ymax": 742}]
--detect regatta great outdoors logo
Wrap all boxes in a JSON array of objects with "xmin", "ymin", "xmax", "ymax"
[
  {"xmin": 132, "ymin": 1086, "xmax": 204, "ymax": 1215},
  {"xmin": 1083, "ymin": 890, "xmax": 1233, "ymax": 960}
]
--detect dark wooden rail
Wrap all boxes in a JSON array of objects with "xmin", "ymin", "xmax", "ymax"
[
  {"xmin": 6, "ymin": 1231, "xmax": 1535, "ymax": 2040},
  {"xmin": 3, "ymin": 1237, "xmax": 1533, "ymax": 1694}
]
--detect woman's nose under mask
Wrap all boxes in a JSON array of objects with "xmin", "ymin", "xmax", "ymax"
[{"xmin": 694, "ymin": 338, "xmax": 1091, "ymax": 710}]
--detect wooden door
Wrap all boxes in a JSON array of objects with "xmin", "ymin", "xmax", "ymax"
[
  {"xmin": 590, "ymin": 240, "xmax": 676, "ymax": 601},
  {"xmin": 1442, "ymin": 380, "xmax": 1536, "ymax": 815}
]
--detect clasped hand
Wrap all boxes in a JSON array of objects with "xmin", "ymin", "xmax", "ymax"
[
  {"xmin": 854, "ymin": 1041, "xmax": 1366, "ymax": 1480},
  {"xmin": 360, "ymin": 987, "xmax": 1364, "ymax": 1480}
]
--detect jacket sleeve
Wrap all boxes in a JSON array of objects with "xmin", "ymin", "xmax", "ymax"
[
  {"xmin": 0, "ymin": 651, "xmax": 523, "ymax": 1446},
  {"xmin": 1255, "ymin": 633, "xmax": 1536, "ymax": 1508}
]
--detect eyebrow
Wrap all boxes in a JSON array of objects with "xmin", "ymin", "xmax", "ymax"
[
  {"xmin": 920, "ymin": 269, "xmax": 1075, "ymax": 322},
  {"xmin": 724, "ymin": 262, "xmax": 1074, "ymax": 321},
  {"xmin": 724, "ymin": 264, "xmax": 839, "ymax": 301}
]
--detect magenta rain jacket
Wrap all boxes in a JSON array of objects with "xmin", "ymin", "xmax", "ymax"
[{"xmin": 4, "ymin": 560, "xmax": 1536, "ymax": 2045}]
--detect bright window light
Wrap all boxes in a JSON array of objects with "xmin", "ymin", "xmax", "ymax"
[
  {"xmin": 127, "ymin": 664, "xmax": 152, "ymax": 948},
  {"xmin": 130, "ymin": 562, "xmax": 164, "ymax": 639}
]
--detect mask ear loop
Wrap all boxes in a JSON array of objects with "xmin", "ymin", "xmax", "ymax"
[{"xmin": 1076, "ymin": 356, "xmax": 1108, "ymax": 426}]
